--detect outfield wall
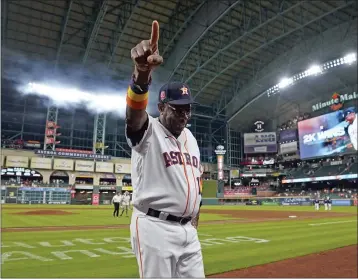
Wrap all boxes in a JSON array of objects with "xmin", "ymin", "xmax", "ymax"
[
  {"xmin": 202, "ymin": 197, "xmax": 357, "ymax": 206},
  {"xmin": 1, "ymin": 186, "xmax": 356, "ymax": 207}
]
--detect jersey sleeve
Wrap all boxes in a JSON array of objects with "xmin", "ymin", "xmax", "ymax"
[{"xmin": 125, "ymin": 114, "xmax": 154, "ymax": 154}]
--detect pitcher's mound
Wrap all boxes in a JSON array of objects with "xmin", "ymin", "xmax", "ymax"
[{"xmin": 13, "ymin": 210, "xmax": 75, "ymax": 216}]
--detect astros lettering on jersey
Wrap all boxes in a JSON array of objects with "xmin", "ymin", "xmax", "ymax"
[{"xmin": 127, "ymin": 115, "xmax": 202, "ymax": 218}]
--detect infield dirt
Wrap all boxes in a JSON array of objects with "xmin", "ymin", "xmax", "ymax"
[
  {"xmin": 11, "ymin": 210, "xmax": 76, "ymax": 215},
  {"xmin": 209, "ymin": 245, "xmax": 358, "ymax": 278}
]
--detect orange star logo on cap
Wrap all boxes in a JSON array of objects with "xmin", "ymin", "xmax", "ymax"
[{"xmin": 180, "ymin": 86, "xmax": 189, "ymax": 95}]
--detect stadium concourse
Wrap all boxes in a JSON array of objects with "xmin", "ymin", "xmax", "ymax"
[{"xmin": 1, "ymin": 0, "xmax": 357, "ymax": 278}]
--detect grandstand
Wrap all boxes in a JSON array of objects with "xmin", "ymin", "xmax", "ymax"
[{"xmin": 0, "ymin": 1, "xmax": 357, "ymax": 204}]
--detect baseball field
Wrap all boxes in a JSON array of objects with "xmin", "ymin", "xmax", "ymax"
[{"xmin": 1, "ymin": 204, "xmax": 357, "ymax": 278}]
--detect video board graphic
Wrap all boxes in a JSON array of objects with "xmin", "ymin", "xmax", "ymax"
[{"xmin": 298, "ymin": 107, "xmax": 357, "ymax": 159}]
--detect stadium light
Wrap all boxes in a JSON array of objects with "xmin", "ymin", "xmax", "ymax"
[
  {"xmin": 267, "ymin": 52, "xmax": 357, "ymax": 97},
  {"xmin": 278, "ymin": 77, "xmax": 293, "ymax": 89},
  {"xmin": 343, "ymin": 53, "xmax": 356, "ymax": 64},
  {"xmin": 305, "ymin": 65, "xmax": 322, "ymax": 76},
  {"xmin": 24, "ymin": 82, "xmax": 126, "ymax": 113}
]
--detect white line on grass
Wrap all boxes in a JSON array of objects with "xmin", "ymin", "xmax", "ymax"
[{"xmin": 309, "ymin": 220, "xmax": 357, "ymax": 226}]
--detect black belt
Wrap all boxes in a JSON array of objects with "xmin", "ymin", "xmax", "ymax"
[{"xmin": 146, "ymin": 208, "xmax": 192, "ymax": 225}]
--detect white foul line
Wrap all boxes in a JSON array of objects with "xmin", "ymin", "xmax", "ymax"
[{"xmin": 309, "ymin": 220, "xmax": 357, "ymax": 226}]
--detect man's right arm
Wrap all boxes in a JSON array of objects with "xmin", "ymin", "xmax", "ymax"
[
  {"xmin": 125, "ymin": 70, "xmax": 151, "ymax": 146},
  {"xmin": 125, "ymin": 20, "xmax": 163, "ymax": 147}
]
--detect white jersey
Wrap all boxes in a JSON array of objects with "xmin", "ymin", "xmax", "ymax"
[
  {"xmin": 112, "ymin": 195, "xmax": 122, "ymax": 203},
  {"xmin": 126, "ymin": 115, "xmax": 202, "ymax": 218},
  {"xmin": 348, "ymin": 114, "xmax": 357, "ymax": 150},
  {"xmin": 122, "ymin": 194, "xmax": 131, "ymax": 205}
]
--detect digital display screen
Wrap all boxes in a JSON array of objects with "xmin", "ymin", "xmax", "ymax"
[{"xmin": 298, "ymin": 107, "xmax": 357, "ymax": 159}]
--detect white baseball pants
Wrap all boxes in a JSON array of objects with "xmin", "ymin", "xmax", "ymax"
[
  {"xmin": 315, "ymin": 203, "xmax": 319, "ymax": 210},
  {"xmin": 328, "ymin": 203, "xmax": 332, "ymax": 210},
  {"xmin": 324, "ymin": 203, "xmax": 328, "ymax": 210},
  {"xmin": 130, "ymin": 210, "xmax": 205, "ymax": 278}
]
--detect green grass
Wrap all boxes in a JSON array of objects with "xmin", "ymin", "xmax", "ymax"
[
  {"xmin": 1, "ymin": 204, "xmax": 357, "ymax": 277},
  {"xmin": 1, "ymin": 206, "xmax": 236, "ymax": 228}
]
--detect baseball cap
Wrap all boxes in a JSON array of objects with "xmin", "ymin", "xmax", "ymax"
[
  {"xmin": 344, "ymin": 107, "xmax": 355, "ymax": 117},
  {"xmin": 158, "ymin": 82, "xmax": 199, "ymax": 105}
]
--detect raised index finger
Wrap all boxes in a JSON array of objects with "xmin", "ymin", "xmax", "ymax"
[{"xmin": 150, "ymin": 20, "xmax": 159, "ymax": 51}]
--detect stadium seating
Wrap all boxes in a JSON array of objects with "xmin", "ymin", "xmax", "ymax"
[
  {"xmin": 312, "ymin": 165, "xmax": 341, "ymax": 177},
  {"xmin": 340, "ymin": 162, "xmax": 358, "ymax": 175}
]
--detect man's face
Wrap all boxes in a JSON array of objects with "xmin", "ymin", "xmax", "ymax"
[
  {"xmin": 158, "ymin": 103, "xmax": 191, "ymax": 137},
  {"xmin": 346, "ymin": 112, "xmax": 356, "ymax": 124}
]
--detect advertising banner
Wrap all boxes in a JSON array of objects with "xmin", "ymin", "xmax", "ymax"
[
  {"xmin": 279, "ymin": 129, "xmax": 297, "ymax": 143},
  {"xmin": 261, "ymin": 201, "xmax": 280, "ymax": 206},
  {"xmin": 53, "ymin": 159, "xmax": 74, "ymax": 171},
  {"xmin": 280, "ymin": 141, "xmax": 298, "ymax": 154},
  {"xmin": 280, "ymin": 197, "xmax": 310, "ymax": 206},
  {"xmin": 18, "ymin": 187, "xmax": 71, "ymax": 192},
  {"xmin": 30, "ymin": 157, "xmax": 52, "ymax": 169},
  {"xmin": 96, "ymin": 162, "xmax": 114, "ymax": 173},
  {"xmin": 298, "ymin": 107, "xmax": 357, "ymax": 159},
  {"xmin": 244, "ymin": 132, "xmax": 277, "ymax": 153},
  {"xmin": 6, "ymin": 156, "xmax": 29, "ymax": 167},
  {"xmin": 282, "ymin": 173, "xmax": 358, "ymax": 183},
  {"xmin": 75, "ymin": 160, "xmax": 95, "ymax": 172},
  {"xmin": 92, "ymin": 193, "xmax": 100, "ymax": 205},
  {"xmin": 122, "ymin": 186, "xmax": 133, "ymax": 191},
  {"xmin": 332, "ymin": 199, "xmax": 351, "ymax": 206},
  {"xmin": 24, "ymin": 140, "xmax": 41, "ymax": 148},
  {"xmin": 35, "ymin": 149, "xmax": 111, "ymax": 160},
  {"xmin": 56, "ymin": 148, "xmax": 93, "ymax": 154},
  {"xmin": 2, "ymin": 168, "xmax": 42, "ymax": 177},
  {"xmin": 115, "ymin": 163, "xmax": 131, "ymax": 174}
]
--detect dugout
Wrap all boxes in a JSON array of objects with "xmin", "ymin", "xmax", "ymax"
[
  {"xmin": 49, "ymin": 170, "xmax": 69, "ymax": 185},
  {"xmin": 98, "ymin": 185, "xmax": 121, "ymax": 205},
  {"xmin": 99, "ymin": 173, "xmax": 116, "ymax": 187},
  {"xmin": 72, "ymin": 185, "xmax": 93, "ymax": 205}
]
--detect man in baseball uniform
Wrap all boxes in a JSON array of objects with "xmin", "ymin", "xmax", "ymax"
[
  {"xmin": 345, "ymin": 109, "xmax": 357, "ymax": 151},
  {"xmin": 120, "ymin": 191, "xmax": 130, "ymax": 217},
  {"xmin": 324, "ymin": 197, "xmax": 329, "ymax": 211},
  {"xmin": 327, "ymin": 196, "xmax": 332, "ymax": 211},
  {"xmin": 314, "ymin": 198, "xmax": 320, "ymax": 211},
  {"xmin": 125, "ymin": 21, "xmax": 204, "ymax": 278}
]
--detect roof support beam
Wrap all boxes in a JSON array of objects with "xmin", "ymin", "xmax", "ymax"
[
  {"xmin": 192, "ymin": 1, "xmax": 304, "ymax": 101},
  {"xmin": 107, "ymin": 0, "xmax": 140, "ymax": 69},
  {"xmin": 187, "ymin": 1, "xmax": 302, "ymax": 93},
  {"xmin": 197, "ymin": 0, "xmax": 355, "ymax": 105},
  {"xmin": 1, "ymin": 0, "xmax": 9, "ymax": 47},
  {"xmin": 55, "ymin": 0, "xmax": 73, "ymax": 70},
  {"xmin": 161, "ymin": 0, "xmax": 207, "ymax": 60},
  {"xmin": 226, "ymin": 17, "xmax": 356, "ymax": 124},
  {"xmin": 82, "ymin": 0, "xmax": 109, "ymax": 65},
  {"xmin": 165, "ymin": 1, "xmax": 241, "ymax": 81}
]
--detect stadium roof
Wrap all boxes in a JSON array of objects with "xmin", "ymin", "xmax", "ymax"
[{"xmin": 2, "ymin": 0, "xmax": 357, "ymax": 130}]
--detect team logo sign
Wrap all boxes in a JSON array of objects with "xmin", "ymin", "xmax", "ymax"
[
  {"xmin": 330, "ymin": 92, "xmax": 343, "ymax": 111},
  {"xmin": 254, "ymin": 121, "xmax": 264, "ymax": 132}
]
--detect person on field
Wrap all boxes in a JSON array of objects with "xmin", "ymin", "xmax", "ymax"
[
  {"xmin": 120, "ymin": 191, "xmax": 130, "ymax": 217},
  {"xmin": 112, "ymin": 192, "xmax": 123, "ymax": 217}
]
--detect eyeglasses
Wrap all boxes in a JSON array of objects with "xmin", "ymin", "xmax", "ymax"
[{"xmin": 167, "ymin": 104, "xmax": 191, "ymax": 117}]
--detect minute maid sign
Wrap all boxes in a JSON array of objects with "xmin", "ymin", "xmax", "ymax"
[{"xmin": 312, "ymin": 92, "xmax": 357, "ymax": 111}]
